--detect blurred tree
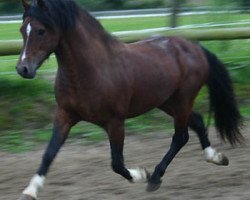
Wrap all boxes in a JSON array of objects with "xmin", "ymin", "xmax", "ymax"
[
  {"xmin": 0, "ymin": 0, "xmax": 168, "ymax": 13},
  {"xmin": 210, "ymin": 0, "xmax": 250, "ymax": 7},
  {"xmin": 165, "ymin": 0, "xmax": 187, "ymax": 7},
  {"xmin": 241, "ymin": 0, "xmax": 250, "ymax": 7},
  {"xmin": 105, "ymin": 0, "xmax": 125, "ymax": 8},
  {"xmin": 0, "ymin": 2, "xmax": 22, "ymax": 14}
]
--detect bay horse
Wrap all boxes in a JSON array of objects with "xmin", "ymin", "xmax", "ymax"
[{"xmin": 16, "ymin": 0, "xmax": 243, "ymax": 199}]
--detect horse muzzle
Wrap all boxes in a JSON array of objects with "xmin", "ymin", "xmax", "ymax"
[{"xmin": 16, "ymin": 64, "xmax": 37, "ymax": 79}]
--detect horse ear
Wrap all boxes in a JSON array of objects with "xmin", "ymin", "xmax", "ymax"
[
  {"xmin": 37, "ymin": 0, "xmax": 46, "ymax": 8},
  {"xmin": 21, "ymin": 0, "xmax": 31, "ymax": 11}
]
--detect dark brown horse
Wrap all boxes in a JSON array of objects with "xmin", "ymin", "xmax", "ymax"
[{"xmin": 16, "ymin": 0, "xmax": 243, "ymax": 199}]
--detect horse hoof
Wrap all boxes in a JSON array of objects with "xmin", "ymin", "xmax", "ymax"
[
  {"xmin": 206, "ymin": 153, "xmax": 229, "ymax": 166},
  {"xmin": 220, "ymin": 154, "xmax": 229, "ymax": 166},
  {"xmin": 205, "ymin": 147, "xmax": 229, "ymax": 166},
  {"xmin": 146, "ymin": 180, "xmax": 162, "ymax": 192},
  {"xmin": 18, "ymin": 194, "xmax": 36, "ymax": 200}
]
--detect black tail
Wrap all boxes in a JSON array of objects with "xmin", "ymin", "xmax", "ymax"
[{"xmin": 202, "ymin": 47, "xmax": 243, "ymax": 145}]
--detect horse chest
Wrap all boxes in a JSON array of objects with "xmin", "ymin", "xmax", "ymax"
[{"xmin": 55, "ymin": 84, "xmax": 115, "ymax": 123}]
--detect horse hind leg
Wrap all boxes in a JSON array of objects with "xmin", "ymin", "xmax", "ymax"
[
  {"xmin": 104, "ymin": 118, "xmax": 150, "ymax": 184},
  {"xmin": 147, "ymin": 101, "xmax": 191, "ymax": 192},
  {"xmin": 189, "ymin": 111, "xmax": 229, "ymax": 166}
]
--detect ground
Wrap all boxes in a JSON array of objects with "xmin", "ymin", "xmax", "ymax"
[{"xmin": 0, "ymin": 127, "xmax": 249, "ymax": 200}]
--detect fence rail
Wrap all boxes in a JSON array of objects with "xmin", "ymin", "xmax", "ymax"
[
  {"xmin": 0, "ymin": 40, "xmax": 22, "ymax": 56},
  {"xmin": 1, "ymin": 7, "xmax": 250, "ymax": 21},
  {"xmin": 1, "ymin": 27, "xmax": 250, "ymax": 56}
]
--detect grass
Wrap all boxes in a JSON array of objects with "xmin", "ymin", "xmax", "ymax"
[
  {"xmin": 1, "ymin": 13, "xmax": 250, "ymax": 40},
  {"xmin": 0, "ymin": 23, "xmax": 21, "ymax": 40},
  {"xmin": 0, "ymin": 13, "xmax": 249, "ymax": 152}
]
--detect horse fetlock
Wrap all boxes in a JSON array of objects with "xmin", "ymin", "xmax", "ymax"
[
  {"xmin": 18, "ymin": 194, "xmax": 36, "ymax": 200},
  {"xmin": 128, "ymin": 167, "xmax": 150, "ymax": 183},
  {"xmin": 204, "ymin": 146, "xmax": 229, "ymax": 166},
  {"xmin": 111, "ymin": 162, "xmax": 124, "ymax": 175},
  {"xmin": 146, "ymin": 170, "xmax": 163, "ymax": 192},
  {"xmin": 146, "ymin": 178, "xmax": 162, "ymax": 192}
]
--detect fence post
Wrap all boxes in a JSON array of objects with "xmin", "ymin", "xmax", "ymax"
[{"xmin": 170, "ymin": 0, "xmax": 179, "ymax": 28}]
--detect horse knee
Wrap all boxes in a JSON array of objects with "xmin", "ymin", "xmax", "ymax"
[
  {"xmin": 180, "ymin": 133, "xmax": 189, "ymax": 147},
  {"xmin": 183, "ymin": 132, "xmax": 189, "ymax": 144},
  {"xmin": 172, "ymin": 132, "xmax": 189, "ymax": 149}
]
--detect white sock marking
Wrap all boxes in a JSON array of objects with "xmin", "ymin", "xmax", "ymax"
[
  {"xmin": 128, "ymin": 167, "xmax": 148, "ymax": 183},
  {"xmin": 21, "ymin": 23, "xmax": 32, "ymax": 61},
  {"xmin": 23, "ymin": 174, "xmax": 45, "ymax": 199},
  {"xmin": 204, "ymin": 146, "xmax": 223, "ymax": 164}
]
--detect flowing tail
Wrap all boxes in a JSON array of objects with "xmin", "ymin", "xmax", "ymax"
[{"xmin": 202, "ymin": 47, "xmax": 243, "ymax": 145}]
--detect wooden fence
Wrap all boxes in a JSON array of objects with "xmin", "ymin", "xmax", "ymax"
[{"xmin": 1, "ymin": 27, "xmax": 250, "ymax": 56}]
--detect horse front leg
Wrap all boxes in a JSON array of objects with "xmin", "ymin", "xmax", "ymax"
[
  {"xmin": 105, "ymin": 118, "xmax": 149, "ymax": 184},
  {"xmin": 18, "ymin": 108, "xmax": 77, "ymax": 200}
]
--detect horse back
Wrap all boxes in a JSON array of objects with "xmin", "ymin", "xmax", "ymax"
[{"xmin": 124, "ymin": 36, "xmax": 209, "ymax": 117}]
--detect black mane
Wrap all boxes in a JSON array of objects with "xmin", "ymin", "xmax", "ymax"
[
  {"xmin": 24, "ymin": 0, "xmax": 114, "ymax": 43},
  {"xmin": 24, "ymin": 0, "xmax": 80, "ymax": 30}
]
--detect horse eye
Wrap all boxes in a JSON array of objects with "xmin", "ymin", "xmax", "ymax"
[{"xmin": 38, "ymin": 29, "xmax": 46, "ymax": 36}]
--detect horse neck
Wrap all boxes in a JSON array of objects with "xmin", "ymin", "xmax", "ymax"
[{"xmin": 54, "ymin": 17, "xmax": 117, "ymax": 82}]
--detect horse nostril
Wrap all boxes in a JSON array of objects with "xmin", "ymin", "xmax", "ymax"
[
  {"xmin": 23, "ymin": 66, "xmax": 28, "ymax": 74},
  {"xmin": 17, "ymin": 65, "xmax": 29, "ymax": 76}
]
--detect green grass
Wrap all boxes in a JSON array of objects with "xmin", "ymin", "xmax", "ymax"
[
  {"xmin": 0, "ymin": 23, "xmax": 22, "ymax": 40},
  {"xmin": 0, "ymin": 13, "xmax": 249, "ymax": 152},
  {"xmin": 101, "ymin": 13, "xmax": 250, "ymax": 32},
  {"xmin": 1, "ymin": 13, "xmax": 250, "ymax": 40}
]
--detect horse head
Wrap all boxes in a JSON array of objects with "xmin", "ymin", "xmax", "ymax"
[{"xmin": 16, "ymin": 0, "xmax": 63, "ymax": 79}]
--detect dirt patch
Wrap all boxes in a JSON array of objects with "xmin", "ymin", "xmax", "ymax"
[{"xmin": 0, "ymin": 127, "xmax": 249, "ymax": 200}]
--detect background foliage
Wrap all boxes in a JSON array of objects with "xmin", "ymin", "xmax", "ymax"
[{"xmin": 0, "ymin": 0, "xmax": 250, "ymax": 14}]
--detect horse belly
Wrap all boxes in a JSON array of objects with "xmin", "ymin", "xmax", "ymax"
[{"xmin": 127, "ymin": 72, "xmax": 177, "ymax": 118}]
